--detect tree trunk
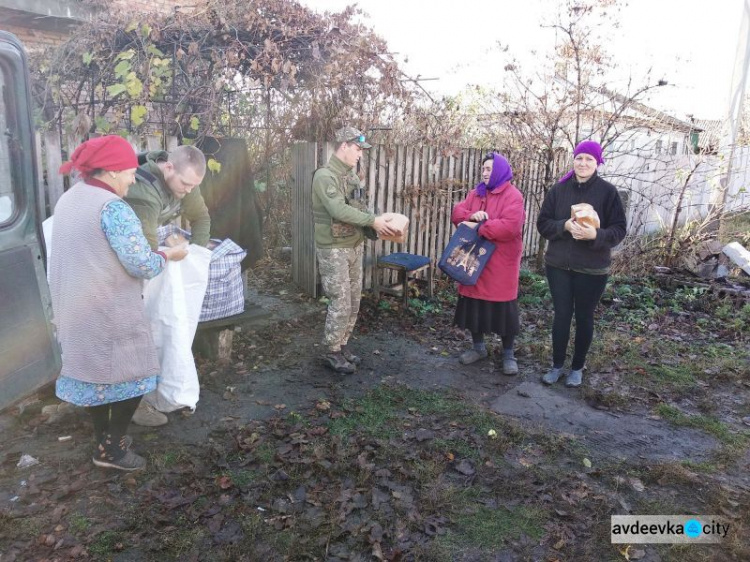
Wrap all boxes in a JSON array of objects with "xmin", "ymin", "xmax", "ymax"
[
  {"xmin": 665, "ymin": 160, "xmax": 701, "ymax": 267},
  {"xmin": 534, "ymin": 148, "xmax": 557, "ymax": 272}
]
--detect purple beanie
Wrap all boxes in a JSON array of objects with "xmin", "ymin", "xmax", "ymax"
[
  {"xmin": 574, "ymin": 140, "xmax": 604, "ymax": 164},
  {"xmin": 559, "ymin": 140, "xmax": 605, "ymax": 182}
]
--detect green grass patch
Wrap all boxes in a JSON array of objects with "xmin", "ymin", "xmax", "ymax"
[
  {"xmin": 655, "ymin": 404, "xmax": 747, "ymax": 445},
  {"xmin": 228, "ymin": 468, "xmax": 261, "ymax": 488},
  {"xmin": 0, "ymin": 513, "xmax": 48, "ymax": 541},
  {"xmin": 720, "ymin": 210, "xmax": 750, "ymax": 246},
  {"xmin": 327, "ymin": 386, "xmax": 459, "ymax": 438},
  {"xmin": 159, "ymin": 526, "xmax": 204, "ymax": 559},
  {"xmin": 407, "ymin": 297, "xmax": 443, "ymax": 317},
  {"xmin": 518, "ymin": 270, "xmax": 550, "ymax": 308},
  {"xmin": 68, "ymin": 513, "xmax": 91, "ymax": 535},
  {"xmin": 253, "ymin": 442, "xmax": 276, "ymax": 464},
  {"xmin": 680, "ymin": 460, "xmax": 720, "ymax": 474},
  {"xmin": 431, "ymin": 438, "xmax": 481, "ymax": 462},
  {"xmin": 327, "ymin": 385, "xmax": 522, "ymax": 443},
  {"xmin": 88, "ymin": 530, "xmax": 124, "ymax": 558},
  {"xmin": 148, "ymin": 447, "xmax": 189, "ymax": 470},
  {"xmin": 646, "ymin": 364, "xmax": 696, "ymax": 388},
  {"xmin": 438, "ymin": 505, "xmax": 546, "ymax": 551}
]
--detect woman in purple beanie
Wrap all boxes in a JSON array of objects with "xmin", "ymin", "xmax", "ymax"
[{"xmin": 536, "ymin": 141, "xmax": 627, "ymax": 387}]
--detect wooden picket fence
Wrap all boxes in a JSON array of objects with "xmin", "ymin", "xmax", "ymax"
[
  {"xmin": 291, "ymin": 142, "xmax": 565, "ymax": 297},
  {"xmin": 35, "ymin": 134, "xmax": 568, "ymax": 299}
]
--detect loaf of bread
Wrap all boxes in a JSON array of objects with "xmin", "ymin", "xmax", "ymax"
[
  {"xmin": 571, "ymin": 203, "xmax": 600, "ymax": 229},
  {"xmin": 378, "ymin": 212, "xmax": 409, "ymax": 244}
]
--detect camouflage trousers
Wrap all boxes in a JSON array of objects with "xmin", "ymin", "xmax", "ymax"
[{"xmin": 316, "ymin": 246, "xmax": 363, "ymax": 353}]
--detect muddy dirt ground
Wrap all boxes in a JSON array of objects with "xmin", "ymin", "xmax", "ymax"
[{"xmin": 1, "ymin": 262, "xmax": 748, "ymax": 561}]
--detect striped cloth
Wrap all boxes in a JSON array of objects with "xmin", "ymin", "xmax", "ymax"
[{"xmin": 157, "ymin": 225, "xmax": 247, "ymax": 322}]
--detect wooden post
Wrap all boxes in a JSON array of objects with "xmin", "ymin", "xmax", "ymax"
[
  {"xmin": 291, "ymin": 141, "xmax": 319, "ymax": 297},
  {"xmin": 34, "ymin": 132, "xmax": 46, "ymax": 220},
  {"xmin": 43, "ymin": 131, "xmax": 64, "ymax": 211}
]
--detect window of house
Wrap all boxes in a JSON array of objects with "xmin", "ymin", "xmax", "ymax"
[
  {"xmin": 655, "ymin": 140, "xmax": 662, "ymax": 155},
  {"xmin": 0, "ymin": 64, "xmax": 18, "ymax": 225},
  {"xmin": 670, "ymin": 142, "xmax": 678, "ymax": 156}
]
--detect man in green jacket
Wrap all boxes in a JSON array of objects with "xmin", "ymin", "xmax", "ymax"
[
  {"xmin": 124, "ymin": 145, "xmax": 211, "ymax": 251},
  {"xmin": 313, "ymin": 127, "xmax": 396, "ymax": 373},
  {"xmin": 124, "ymin": 145, "xmax": 210, "ymax": 426}
]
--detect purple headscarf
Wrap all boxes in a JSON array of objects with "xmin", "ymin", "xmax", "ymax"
[
  {"xmin": 559, "ymin": 140, "xmax": 605, "ymax": 183},
  {"xmin": 476, "ymin": 153, "xmax": 513, "ymax": 198}
]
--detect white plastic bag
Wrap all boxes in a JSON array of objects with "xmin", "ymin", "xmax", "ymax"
[
  {"xmin": 42, "ymin": 216, "xmax": 54, "ymax": 279},
  {"xmin": 142, "ymin": 245, "xmax": 211, "ymax": 412}
]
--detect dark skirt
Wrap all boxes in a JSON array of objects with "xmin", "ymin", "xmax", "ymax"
[{"xmin": 453, "ymin": 296, "xmax": 519, "ymax": 336}]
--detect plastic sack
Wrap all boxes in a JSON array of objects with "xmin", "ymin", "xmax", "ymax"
[{"xmin": 142, "ymin": 240, "xmax": 211, "ymax": 412}]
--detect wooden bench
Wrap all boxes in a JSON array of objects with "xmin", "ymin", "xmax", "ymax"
[{"xmin": 192, "ymin": 303, "xmax": 271, "ymax": 360}]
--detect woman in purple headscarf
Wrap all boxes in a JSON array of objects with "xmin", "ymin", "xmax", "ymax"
[
  {"xmin": 450, "ymin": 153, "xmax": 526, "ymax": 375},
  {"xmin": 536, "ymin": 140, "xmax": 627, "ymax": 388}
]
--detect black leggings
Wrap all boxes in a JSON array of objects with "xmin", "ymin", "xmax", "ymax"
[
  {"xmin": 87, "ymin": 396, "xmax": 142, "ymax": 459},
  {"xmin": 546, "ymin": 266, "xmax": 608, "ymax": 370}
]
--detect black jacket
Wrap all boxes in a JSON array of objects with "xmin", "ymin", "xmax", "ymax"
[{"xmin": 536, "ymin": 172, "xmax": 626, "ymax": 272}]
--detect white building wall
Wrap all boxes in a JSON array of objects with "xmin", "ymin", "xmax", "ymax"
[{"xmin": 601, "ymin": 148, "xmax": 750, "ymax": 236}]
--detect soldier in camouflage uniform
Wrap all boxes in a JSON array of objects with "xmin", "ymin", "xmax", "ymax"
[{"xmin": 312, "ymin": 127, "xmax": 397, "ymax": 373}]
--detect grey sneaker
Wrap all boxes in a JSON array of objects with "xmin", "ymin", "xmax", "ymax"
[
  {"xmin": 98, "ymin": 434, "xmax": 132, "ymax": 449},
  {"xmin": 502, "ymin": 357, "xmax": 519, "ymax": 376},
  {"xmin": 132, "ymin": 402, "xmax": 168, "ymax": 427},
  {"xmin": 459, "ymin": 348, "xmax": 488, "ymax": 365},
  {"xmin": 92, "ymin": 449, "xmax": 146, "ymax": 472},
  {"xmin": 541, "ymin": 367, "xmax": 565, "ymax": 385},
  {"xmin": 323, "ymin": 352, "xmax": 356, "ymax": 374},
  {"xmin": 565, "ymin": 369, "xmax": 583, "ymax": 387}
]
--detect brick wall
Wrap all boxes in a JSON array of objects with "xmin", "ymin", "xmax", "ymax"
[
  {"xmin": 111, "ymin": 0, "xmax": 189, "ymax": 15},
  {"xmin": 3, "ymin": 25, "xmax": 70, "ymax": 51},
  {"xmin": 5, "ymin": 0, "xmax": 195, "ymax": 51}
]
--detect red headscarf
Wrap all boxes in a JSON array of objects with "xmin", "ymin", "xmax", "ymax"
[{"xmin": 59, "ymin": 135, "xmax": 138, "ymax": 177}]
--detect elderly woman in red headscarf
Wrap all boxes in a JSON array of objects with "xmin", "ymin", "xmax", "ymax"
[
  {"xmin": 450, "ymin": 152, "xmax": 526, "ymax": 376},
  {"xmin": 49, "ymin": 135, "xmax": 188, "ymax": 471},
  {"xmin": 536, "ymin": 140, "xmax": 626, "ymax": 388}
]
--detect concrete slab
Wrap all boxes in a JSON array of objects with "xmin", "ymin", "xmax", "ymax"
[{"xmin": 490, "ymin": 381, "xmax": 720, "ymax": 463}]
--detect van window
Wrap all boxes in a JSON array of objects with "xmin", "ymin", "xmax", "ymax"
[{"xmin": 0, "ymin": 65, "xmax": 17, "ymax": 225}]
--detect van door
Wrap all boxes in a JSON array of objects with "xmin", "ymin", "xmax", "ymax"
[{"xmin": 0, "ymin": 31, "xmax": 61, "ymax": 411}]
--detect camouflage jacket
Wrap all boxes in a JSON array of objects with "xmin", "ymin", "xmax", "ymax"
[{"xmin": 312, "ymin": 154, "xmax": 375, "ymax": 249}]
